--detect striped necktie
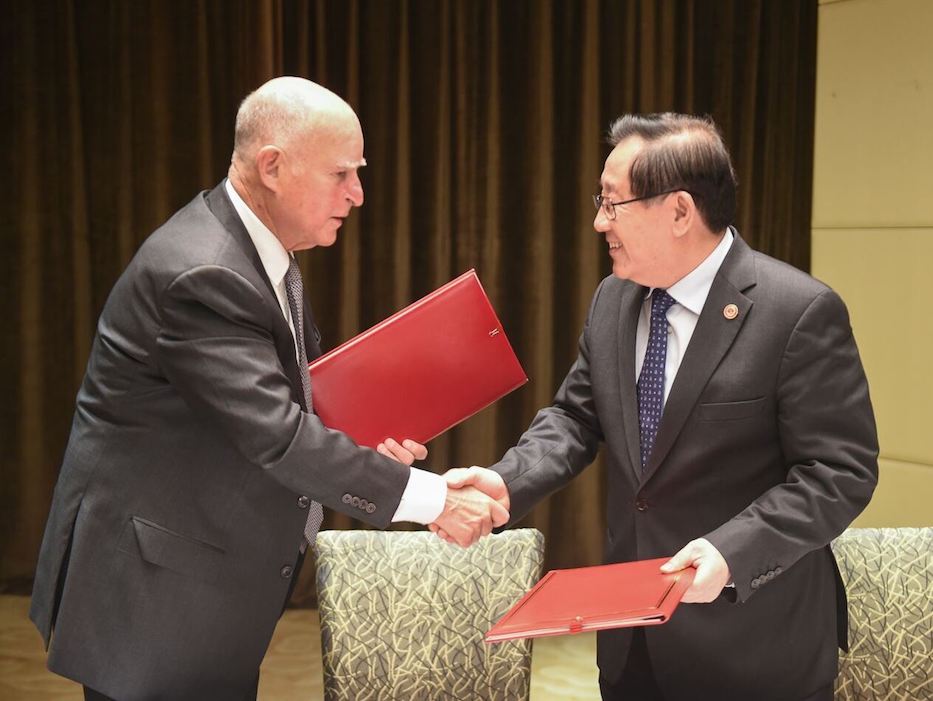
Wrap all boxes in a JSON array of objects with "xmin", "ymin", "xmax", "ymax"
[{"xmin": 284, "ymin": 257, "xmax": 325, "ymax": 545}]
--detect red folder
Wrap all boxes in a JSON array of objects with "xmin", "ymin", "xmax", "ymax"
[
  {"xmin": 484, "ymin": 558, "xmax": 696, "ymax": 643},
  {"xmin": 308, "ymin": 270, "xmax": 527, "ymax": 449}
]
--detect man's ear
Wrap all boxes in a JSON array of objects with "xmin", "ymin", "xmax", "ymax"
[
  {"xmin": 255, "ymin": 145, "xmax": 284, "ymax": 192},
  {"xmin": 671, "ymin": 190, "xmax": 695, "ymax": 238}
]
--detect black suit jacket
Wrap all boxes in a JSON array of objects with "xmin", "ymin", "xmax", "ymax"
[
  {"xmin": 493, "ymin": 233, "xmax": 878, "ymax": 701},
  {"xmin": 30, "ymin": 184, "xmax": 411, "ymax": 700}
]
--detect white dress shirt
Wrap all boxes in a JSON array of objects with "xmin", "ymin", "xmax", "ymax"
[
  {"xmin": 635, "ymin": 229, "xmax": 734, "ymax": 402},
  {"xmin": 224, "ymin": 180, "xmax": 446, "ymax": 524}
]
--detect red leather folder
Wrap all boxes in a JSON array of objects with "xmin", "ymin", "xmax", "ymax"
[
  {"xmin": 308, "ymin": 270, "xmax": 527, "ymax": 449},
  {"xmin": 484, "ymin": 558, "xmax": 696, "ymax": 643}
]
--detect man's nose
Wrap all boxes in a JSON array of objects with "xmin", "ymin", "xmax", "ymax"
[
  {"xmin": 346, "ymin": 172, "xmax": 364, "ymax": 207},
  {"xmin": 594, "ymin": 209, "xmax": 610, "ymax": 232}
]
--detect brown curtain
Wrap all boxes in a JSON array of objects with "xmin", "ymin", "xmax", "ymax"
[{"xmin": 1, "ymin": 0, "xmax": 817, "ymax": 605}]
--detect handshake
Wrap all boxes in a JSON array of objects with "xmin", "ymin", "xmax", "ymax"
[
  {"xmin": 375, "ymin": 440, "xmax": 509, "ymax": 549},
  {"xmin": 430, "ymin": 467, "xmax": 511, "ymax": 548}
]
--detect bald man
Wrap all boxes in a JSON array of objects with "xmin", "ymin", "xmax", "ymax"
[{"xmin": 30, "ymin": 77, "xmax": 506, "ymax": 701}]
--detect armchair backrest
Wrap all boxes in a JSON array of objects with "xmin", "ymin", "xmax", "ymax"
[
  {"xmin": 313, "ymin": 528, "xmax": 545, "ymax": 701},
  {"xmin": 831, "ymin": 527, "xmax": 933, "ymax": 700}
]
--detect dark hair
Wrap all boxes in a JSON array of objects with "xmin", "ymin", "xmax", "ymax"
[{"xmin": 608, "ymin": 113, "xmax": 737, "ymax": 232}]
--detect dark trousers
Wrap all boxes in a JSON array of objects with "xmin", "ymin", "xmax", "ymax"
[
  {"xmin": 598, "ymin": 628, "xmax": 834, "ymax": 701},
  {"xmin": 599, "ymin": 628, "xmax": 664, "ymax": 701},
  {"xmin": 84, "ymin": 549, "xmax": 306, "ymax": 701},
  {"xmin": 85, "ymin": 676, "xmax": 259, "ymax": 701},
  {"xmin": 83, "ymin": 689, "xmax": 114, "ymax": 701}
]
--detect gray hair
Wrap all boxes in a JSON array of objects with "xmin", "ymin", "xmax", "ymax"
[{"xmin": 232, "ymin": 77, "xmax": 353, "ymax": 161}]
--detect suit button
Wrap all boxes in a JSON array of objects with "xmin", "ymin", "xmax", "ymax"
[
  {"xmin": 775, "ymin": 566, "xmax": 783, "ymax": 575},
  {"xmin": 750, "ymin": 577, "xmax": 760, "ymax": 589},
  {"xmin": 342, "ymin": 493, "xmax": 352, "ymax": 504},
  {"xmin": 766, "ymin": 570, "xmax": 775, "ymax": 580},
  {"xmin": 280, "ymin": 565, "xmax": 294, "ymax": 579},
  {"xmin": 359, "ymin": 498, "xmax": 369, "ymax": 511},
  {"xmin": 351, "ymin": 496, "xmax": 361, "ymax": 507},
  {"xmin": 635, "ymin": 499, "xmax": 649, "ymax": 512},
  {"xmin": 297, "ymin": 496, "xmax": 310, "ymax": 509},
  {"xmin": 366, "ymin": 503, "xmax": 376, "ymax": 514}
]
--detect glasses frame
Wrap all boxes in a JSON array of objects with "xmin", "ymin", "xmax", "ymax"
[{"xmin": 593, "ymin": 188, "xmax": 684, "ymax": 220}]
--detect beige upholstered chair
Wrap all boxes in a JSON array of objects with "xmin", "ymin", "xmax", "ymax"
[
  {"xmin": 313, "ymin": 528, "xmax": 545, "ymax": 701},
  {"xmin": 831, "ymin": 527, "xmax": 933, "ymax": 700}
]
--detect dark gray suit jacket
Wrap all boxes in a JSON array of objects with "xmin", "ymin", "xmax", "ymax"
[
  {"xmin": 493, "ymin": 233, "xmax": 878, "ymax": 701},
  {"xmin": 30, "ymin": 184, "xmax": 411, "ymax": 700}
]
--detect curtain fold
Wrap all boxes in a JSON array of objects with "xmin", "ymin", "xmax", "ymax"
[{"xmin": 1, "ymin": 0, "xmax": 817, "ymax": 605}]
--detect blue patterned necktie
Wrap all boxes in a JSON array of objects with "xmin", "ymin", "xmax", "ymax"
[
  {"xmin": 637, "ymin": 290, "xmax": 676, "ymax": 472},
  {"xmin": 284, "ymin": 257, "xmax": 325, "ymax": 545}
]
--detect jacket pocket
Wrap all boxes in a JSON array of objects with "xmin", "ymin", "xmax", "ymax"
[
  {"xmin": 118, "ymin": 516, "xmax": 224, "ymax": 584},
  {"xmin": 697, "ymin": 397, "xmax": 765, "ymax": 422}
]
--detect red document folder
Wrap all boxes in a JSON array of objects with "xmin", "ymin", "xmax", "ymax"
[
  {"xmin": 485, "ymin": 558, "xmax": 696, "ymax": 643},
  {"xmin": 308, "ymin": 270, "xmax": 527, "ymax": 449}
]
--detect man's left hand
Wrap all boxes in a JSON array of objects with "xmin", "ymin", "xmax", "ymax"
[
  {"xmin": 376, "ymin": 438, "xmax": 428, "ymax": 465},
  {"xmin": 660, "ymin": 538, "xmax": 731, "ymax": 603}
]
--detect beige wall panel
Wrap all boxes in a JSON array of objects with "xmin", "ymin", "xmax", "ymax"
[
  {"xmin": 812, "ymin": 227, "xmax": 933, "ymax": 465},
  {"xmin": 813, "ymin": 0, "xmax": 933, "ymax": 228},
  {"xmin": 852, "ymin": 457, "xmax": 933, "ymax": 527}
]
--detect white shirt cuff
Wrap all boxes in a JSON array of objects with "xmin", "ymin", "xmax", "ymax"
[{"xmin": 391, "ymin": 468, "xmax": 447, "ymax": 524}]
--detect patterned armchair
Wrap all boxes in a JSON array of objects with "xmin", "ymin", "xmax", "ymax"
[
  {"xmin": 313, "ymin": 528, "xmax": 545, "ymax": 701},
  {"xmin": 831, "ymin": 527, "xmax": 933, "ymax": 700}
]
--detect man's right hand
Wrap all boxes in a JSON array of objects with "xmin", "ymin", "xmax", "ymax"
[
  {"xmin": 432, "ymin": 481, "xmax": 509, "ymax": 548},
  {"xmin": 430, "ymin": 467, "xmax": 511, "ymax": 547},
  {"xmin": 442, "ymin": 466, "xmax": 510, "ymax": 511}
]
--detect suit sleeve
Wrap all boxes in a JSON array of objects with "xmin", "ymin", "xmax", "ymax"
[
  {"xmin": 493, "ymin": 282, "xmax": 607, "ymax": 523},
  {"xmin": 705, "ymin": 288, "xmax": 879, "ymax": 601},
  {"xmin": 154, "ymin": 264, "xmax": 410, "ymax": 527}
]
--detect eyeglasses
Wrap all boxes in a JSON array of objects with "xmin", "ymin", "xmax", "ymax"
[{"xmin": 593, "ymin": 189, "xmax": 682, "ymax": 220}]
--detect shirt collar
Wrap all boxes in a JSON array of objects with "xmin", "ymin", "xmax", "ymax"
[
  {"xmin": 224, "ymin": 178, "xmax": 291, "ymax": 287},
  {"xmin": 646, "ymin": 228, "xmax": 734, "ymax": 314}
]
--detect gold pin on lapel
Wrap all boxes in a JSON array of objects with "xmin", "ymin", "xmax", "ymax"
[{"xmin": 723, "ymin": 303, "xmax": 739, "ymax": 320}]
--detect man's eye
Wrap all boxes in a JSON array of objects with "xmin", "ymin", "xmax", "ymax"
[{"xmin": 334, "ymin": 171, "xmax": 348, "ymax": 179}]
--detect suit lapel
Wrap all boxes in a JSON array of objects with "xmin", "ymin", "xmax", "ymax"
[
  {"xmin": 204, "ymin": 184, "xmax": 280, "ymax": 306},
  {"xmin": 617, "ymin": 282, "xmax": 647, "ymax": 477},
  {"xmin": 640, "ymin": 233, "xmax": 757, "ymax": 484},
  {"xmin": 203, "ymin": 183, "xmax": 307, "ymax": 399}
]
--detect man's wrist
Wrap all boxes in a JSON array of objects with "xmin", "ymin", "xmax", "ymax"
[{"xmin": 391, "ymin": 468, "xmax": 447, "ymax": 523}]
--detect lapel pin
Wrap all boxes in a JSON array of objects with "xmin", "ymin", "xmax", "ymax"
[{"xmin": 723, "ymin": 303, "xmax": 739, "ymax": 320}]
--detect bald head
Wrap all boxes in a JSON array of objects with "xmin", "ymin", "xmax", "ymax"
[
  {"xmin": 232, "ymin": 77, "xmax": 359, "ymax": 163},
  {"xmin": 227, "ymin": 77, "xmax": 366, "ymax": 252}
]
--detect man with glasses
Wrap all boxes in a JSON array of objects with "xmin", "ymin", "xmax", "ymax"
[{"xmin": 439, "ymin": 113, "xmax": 878, "ymax": 700}]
